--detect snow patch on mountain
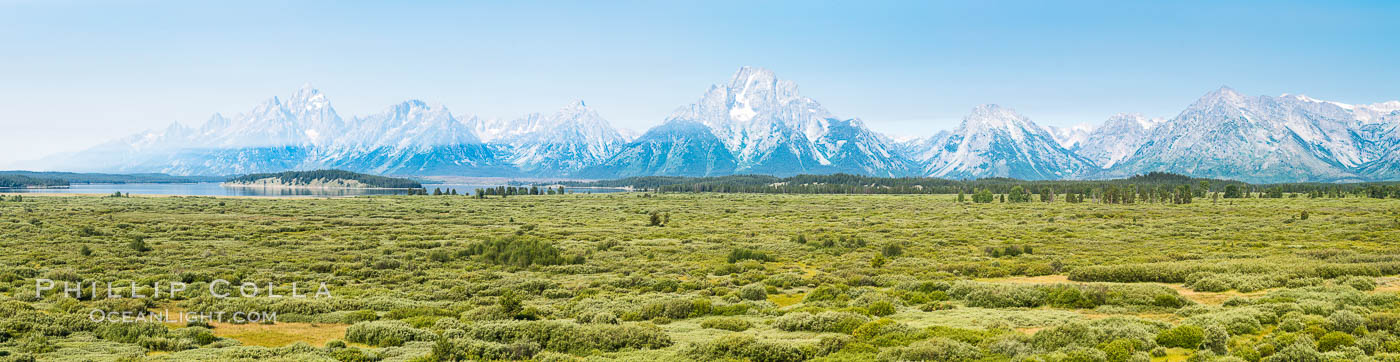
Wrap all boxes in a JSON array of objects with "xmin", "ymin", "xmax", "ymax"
[
  {"xmin": 657, "ymin": 66, "xmax": 912, "ymax": 176},
  {"xmin": 1073, "ymin": 113, "xmax": 1161, "ymax": 169},
  {"xmin": 913, "ymin": 105, "xmax": 1090, "ymax": 180},
  {"xmin": 1106, "ymin": 87, "xmax": 1370, "ymax": 182},
  {"xmin": 41, "ymin": 76, "xmax": 1400, "ymax": 182},
  {"xmin": 1047, "ymin": 123, "xmax": 1094, "ymax": 149}
]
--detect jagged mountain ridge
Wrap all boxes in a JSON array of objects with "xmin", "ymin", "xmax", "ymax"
[
  {"xmin": 1073, "ymin": 113, "xmax": 1163, "ymax": 169},
  {"xmin": 38, "ymin": 70, "xmax": 1400, "ymax": 182},
  {"xmin": 907, "ymin": 105, "xmax": 1092, "ymax": 180},
  {"xmin": 600, "ymin": 66, "xmax": 915, "ymax": 177},
  {"xmin": 480, "ymin": 100, "xmax": 629, "ymax": 176},
  {"xmin": 1102, "ymin": 87, "xmax": 1396, "ymax": 183}
]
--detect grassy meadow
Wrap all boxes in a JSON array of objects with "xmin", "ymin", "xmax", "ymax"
[{"xmin": 0, "ymin": 193, "xmax": 1399, "ymax": 361}]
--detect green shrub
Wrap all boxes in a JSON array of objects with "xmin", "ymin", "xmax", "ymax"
[
  {"xmin": 805, "ymin": 284, "xmax": 850, "ymax": 303},
  {"xmin": 852, "ymin": 319, "xmax": 917, "ymax": 346},
  {"xmin": 16, "ymin": 333, "xmax": 55, "ymax": 354},
  {"xmin": 1230, "ymin": 343, "xmax": 1261, "ymax": 362},
  {"xmin": 740, "ymin": 283, "xmax": 768, "ymax": 301},
  {"xmin": 881, "ymin": 243, "xmax": 903, "ymax": 257},
  {"xmin": 344, "ymin": 321, "xmax": 436, "ymax": 347},
  {"xmin": 1327, "ymin": 310, "xmax": 1364, "ymax": 333},
  {"xmin": 1183, "ymin": 308, "xmax": 1265, "ymax": 335},
  {"xmin": 1337, "ymin": 276, "xmax": 1376, "ymax": 291},
  {"xmin": 867, "ymin": 301, "xmax": 896, "ymax": 317},
  {"xmin": 329, "ymin": 346, "xmax": 383, "ymax": 362},
  {"xmin": 1068, "ymin": 318, "xmax": 1167, "ymax": 354},
  {"xmin": 1054, "ymin": 346, "xmax": 1109, "ymax": 362},
  {"xmin": 1156, "ymin": 325, "xmax": 1205, "ymax": 349},
  {"xmin": 1317, "ymin": 331, "xmax": 1354, "ymax": 352},
  {"xmin": 1286, "ymin": 277, "xmax": 1324, "ymax": 288},
  {"xmin": 728, "ymin": 248, "xmax": 772, "ymax": 263},
  {"xmin": 129, "ymin": 236, "xmax": 151, "ymax": 253},
  {"xmin": 1267, "ymin": 341, "xmax": 1323, "ymax": 361},
  {"xmin": 575, "ymin": 311, "xmax": 619, "ymax": 324},
  {"xmin": 948, "ymin": 281, "xmax": 1186, "ymax": 309},
  {"xmin": 635, "ymin": 298, "xmax": 712, "ymax": 320},
  {"xmin": 431, "ymin": 338, "xmax": 539, "ymax": 361},
  {"xmin": 463, "ymin": 321, "xmax": 671, "ymax": 353},
  {"xmin": 1365, "ymin": 312, "xmax": 1399, "ymax": 333},
  {"xmin": 343, "ymin": 310, "xmax": 379, "ymax": 324},
  {"xmin": 685, "ymin": 333, "xmax": 817, "ymax": 362},
  {"xmin": 1202, "ymin": 325, "xmax": 1228, "ymax": 355},
  {"xmin": 137, "ymin": 335, "xmax": 194, "ymax": 352},
  {"xmin": 700, "ymin": 317, "xmax": 751, "ymax": 332},
  {"xmin": 1102, "ymin": 338, "xmax": 1137, "ymax": 362},
  {"xmin": 463, "ymin": 236, "xmax": 578, "ymax": 267},
  {"xmin": 874, "ymin": 337, "xmax": 981, "ymax": 361},
  {"xmin": 1188, "ymin": 274, "xmax": 1232, "ymax": 292},
  {"xmin": 773, "ymin": 311, "xmax": 869, "ymax": 333},
  {"xmin": 175, "ymin": 326, "xmax": 217, "ymax": 346},
  {"xmin": 96, "ymin": 322, "xmax": 168, "ymax": 344}
]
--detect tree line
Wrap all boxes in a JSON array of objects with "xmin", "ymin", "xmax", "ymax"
[
  {"xmin": 0, "ymin": 174, "xmax": 69, "ymax": 188},
  {"xmin": 0, "ymin": 171, "xmax": 222, "ymax": 184},
  {"xmin": 470, "ymin": 186, "xmax": 568, "ymax": 198},
  {"xmin": 227, "ymin": 169, "xmax": 423, "ymax": 189},
  {"xmin": 569, "ymin": 172, "xmax": 1400, "ymax": 199},
  {"xmin": 399, "ymin": 185, "xmax": 570, "ymax": 197}
]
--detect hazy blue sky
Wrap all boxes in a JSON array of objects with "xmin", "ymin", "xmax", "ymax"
[{"xmin": 2, "ymin": 0, "xmax": 1398, "ymax": 165}]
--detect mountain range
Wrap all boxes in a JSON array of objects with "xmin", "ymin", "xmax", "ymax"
[{"xmin": 36, "ymin": 67, "xmax": 1400, "ymax": 183}]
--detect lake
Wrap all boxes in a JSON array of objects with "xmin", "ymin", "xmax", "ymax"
[{"xmin": 0, "ymin": 183, "xmax": 627, "ymax": 197}]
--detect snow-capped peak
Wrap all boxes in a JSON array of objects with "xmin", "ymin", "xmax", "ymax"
[
  {"xmin": 667, "ymin": 67, "xmax": 837, "ymax": 164},
  {"xmin": 724, "ymin": 67, "xmax": 795, "ymax": 122},
  {"xmin": 960, "ymin": 104, "xmax": 1043, "ymax": 142},
  {"xmin": 1047, "ymin": 122, "xmax": 1095, "ymax": 149},
  {"xmin": 1282, "ymin": 93, "xmax": 1356, "ymax": 110},
  {"xmin": 1370, "ymin": 100, "xmax": 1400, "ymax": 113},
  {"xmin": 344, "ymin": 99, "xmax": 477, "ymax": 149},
  {"xmin": 288, "ymin": 83, "xmax": 330, "ymax": 112},
  {"xmin": 913, "ymin": 104, "xmax": 1088, "ymax": 180},
  {"xmin": 49, "ymin": 75, "xmax": 1400, "ymax": 182},
  {"xmin": 1198, "ymin": 86, "xmax": 1246, "ymax": 105},
  {"xmin": 557, "ymin": 99, "xmax": 597, "ymax": 119},
  {"xmin": 1073, "ymin": 113, "xmax": 1160, "ymax": 169},
  {"xmin": 1102, "ymin": 112, "xmax": 1162, "ymax": 130}
]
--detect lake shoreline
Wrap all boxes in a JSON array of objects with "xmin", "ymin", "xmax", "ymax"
[
  {"xmin": 0, "ymin": 186, "xmax": 71, "ymax": 190},
  {"xmin": 220, "ymin": 182, "xmax": 419, "ymax": 190},
  {"xmin": 1, "ymin": 182, "xmax": 629, "ymax": 197}
]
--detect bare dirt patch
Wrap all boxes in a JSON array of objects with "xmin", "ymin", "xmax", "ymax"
[
  {"xmin": 210, "ymin": 322, "xmax": 350, "ymax": 347},
  {"xmin": 1376, "ymin": 277, "xmax": 1400, "ymax": 293}
]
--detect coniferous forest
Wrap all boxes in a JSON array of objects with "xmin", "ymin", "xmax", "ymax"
[
  {"xmin": 569, "ymin": 172, "xmax": 1400, "ymax": 200},
  {"xmin": 225, "ymin": 170, "xmax": 423, "ymax": 189},
  {"xmin": 0, "ymin": 174, "xmax": 69, "ymax": 188}
]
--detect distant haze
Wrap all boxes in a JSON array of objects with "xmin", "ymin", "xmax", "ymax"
[{"xmin": 2, "ymin": 1, "xmax": 1398, "ymax": 165}]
